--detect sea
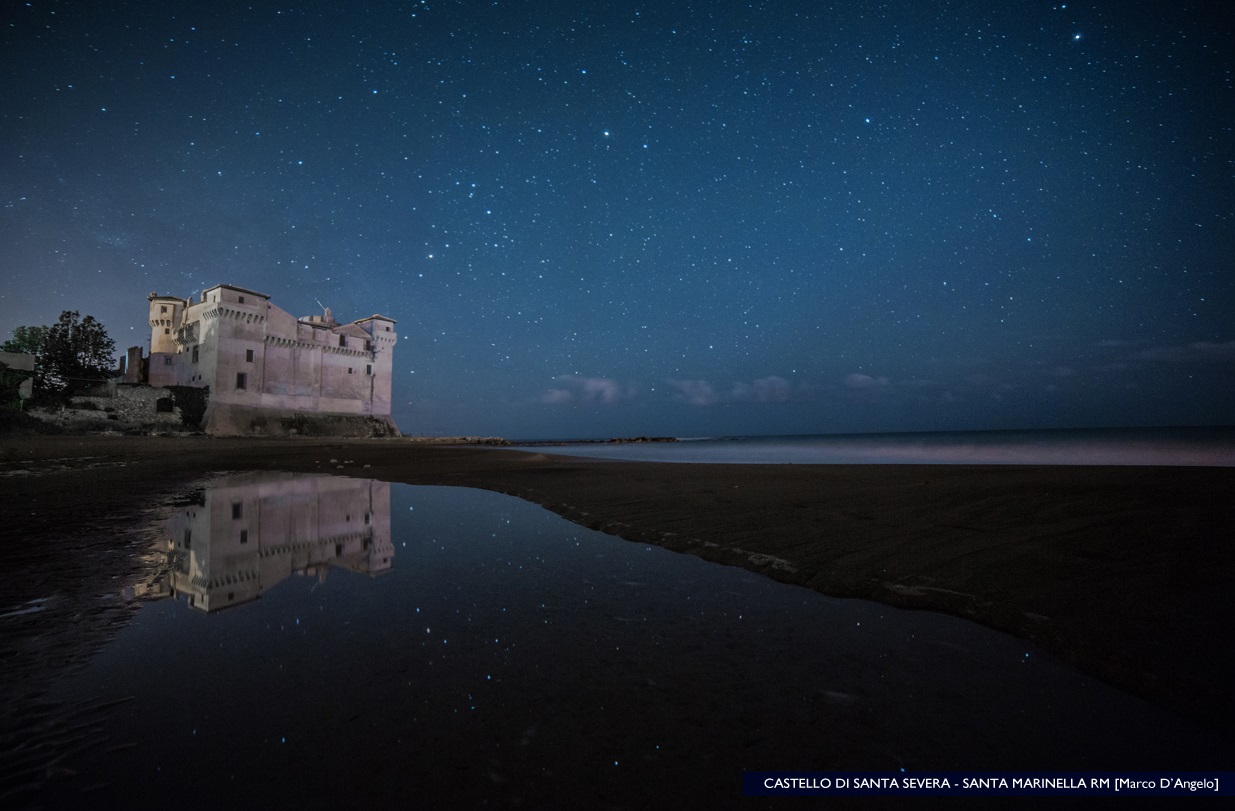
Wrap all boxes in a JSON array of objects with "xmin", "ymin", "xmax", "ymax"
[{"xmin": 513, "ymin": 426, "xmax": 1235, "ymax": 466}]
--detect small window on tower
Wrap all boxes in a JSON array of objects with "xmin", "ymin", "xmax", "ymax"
[
  {"xmin": 339, "ymin": 335, "xmax": 347, "ymax": 348},
  {"xmin": 160, "ymin": 305, "xmax": 168, "ymax": 314},
  {"xmin": 164, "ymin": 328, "xmax": 170, "ymax": 334},
  {"xmin": 245, "ymin": 349, "xmax": 254, "ymax": 362},
  {"xmin": 236, "ymin": 372, "xmax": 247, "ymax": 390},
  {"xmin": 238, "ymin": 296, "xmax": 245, "ymax": 304}
]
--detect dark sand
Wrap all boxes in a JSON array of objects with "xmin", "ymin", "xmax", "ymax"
[{"xmin": 1, "ymin": 434, "xmax": 1232, "ymax": 745}]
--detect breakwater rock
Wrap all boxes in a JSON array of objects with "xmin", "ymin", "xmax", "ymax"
[{"xmin": 404, "ymin": 436, "xmax": 511, "ymax": 446}]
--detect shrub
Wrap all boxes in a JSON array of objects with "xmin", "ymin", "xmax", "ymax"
[{"xmin": 167, "ymin": 385, "xmax": 209, "ymax": 429}]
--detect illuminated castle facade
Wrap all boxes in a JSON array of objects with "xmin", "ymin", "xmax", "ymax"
[{"xmin": 145, "ymin": 284, "xmax": 397, "ymax": 436}]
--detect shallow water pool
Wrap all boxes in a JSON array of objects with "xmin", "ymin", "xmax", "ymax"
[{"xmin": 34, "ymin": 472, "xmax": 1227, "ymax": 807}]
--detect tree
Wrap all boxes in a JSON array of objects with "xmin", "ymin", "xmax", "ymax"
[
  {"xmin": 35, "ymin": 311, "xmax": 117, "ymax": 398},
  {"xmin": 0, "ymin": 324, "xmax": 49, "ymax": 355}
]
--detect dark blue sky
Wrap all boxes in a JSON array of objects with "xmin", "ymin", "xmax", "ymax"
[{"xmin": 3, "ymin": 1, "xmax": 1232, "ymax": 439}]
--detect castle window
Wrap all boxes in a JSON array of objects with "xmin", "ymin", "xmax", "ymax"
[
  {"xmin": 240, "ymin": 530, "xmax": 248, "ymax": 544},
  {"xmin": 164, "ymin": 328, "xmax": 170, "ymax": 334},
  {"xmin": 366, "ymin": 364, "xmax": 372, "ymax": 375},
  {"xmin": 238, "ymin": 296, "xmax": 245, "ymax": 304},
  {"xmin": 232, "ymin": 503, "xmax": 243, "ymax": 519},
  {"xmin": 183, "ymin": 529, "xmax": 191, "ymax": 549},
  {"xmin": 164, "ymin": 357, "xmax": 172, "ymax": 365},
  {"xmin": 236, "ymin": 372, "xmax": 247, "ymax": 390},
  {"xmin": 365, "ymin": 340, "xmax": 372, "ymax": 350},
  {"xmin": 348, "ymin": 367, "xmax": 354, "ymax": 374},
  {"xmin": 339, "ymin": 335, "xmax": 347, "ymax": 348},
  {"xmin": 160, "ymin": 305, "xmax": 168, "ymax": 314},
  {"xmin": 245, "ymin": 349, "xmax": 254, "ymax": 362},
  {"xmin": 192, "ymin": 346, "xmax": 199, "ymax": 363}
]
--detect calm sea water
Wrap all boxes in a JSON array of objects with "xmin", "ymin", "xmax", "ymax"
[
  {"xmin": 32, "ymin": 472, "xmax": 1229, "ymax": 807},
  {"xmin": 516, "ymin": 426, "xmax": 1235, "ymax": 466}
]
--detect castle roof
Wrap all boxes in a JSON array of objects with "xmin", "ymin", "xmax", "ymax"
[{"xmin": 203, "ymin": 283, "xmax": 270, "ymax": 300}]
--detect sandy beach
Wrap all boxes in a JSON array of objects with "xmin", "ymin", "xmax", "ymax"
[{"xmin": 2, "ymin": 433, "xmax": 1231, "ymax": 741}]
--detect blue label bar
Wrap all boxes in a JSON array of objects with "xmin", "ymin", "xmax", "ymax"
[{"xmin": 743, "ymin": 772, "xmax": 1232, "ymax": 797}]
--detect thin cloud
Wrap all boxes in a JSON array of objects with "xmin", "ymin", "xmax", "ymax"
[
  {"xmin": 542, "ymin": 375, "xmax": 634, "ymax": 405},
  {"xmin": 730, "ymin": 375, "xmax": 791, "ymax": 403},
  {"xmin": 670, "ymin": 375, "xmax": 794, "ymax": 406},
  {"xmin": 668, "ymin": 378, "xmax": 719, "ymax": 406},
  {"xmin": 844, "ymin": 372, "xmax": 889, "ymax": 389},
  {"xmin": 1136, "ymin": 341, "xmax": 1235, "ymax": 363}
]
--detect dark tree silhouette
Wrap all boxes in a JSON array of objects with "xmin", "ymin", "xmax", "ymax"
[
  {"xmin": 0, "ymin": 324, "xmax": 50, "ymax": 356},
  {"xmin": 35, "ymin": 311, "xmax": 117, "ymax": 398}
]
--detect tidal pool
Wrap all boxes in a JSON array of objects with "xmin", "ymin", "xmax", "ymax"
[{"xmin": 34, "ymin": 472, "xmax": 1226, "ymax": 807}]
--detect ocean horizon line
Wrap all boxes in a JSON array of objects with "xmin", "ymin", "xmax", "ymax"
[{"xmin": 506, "ymin": 425, "xmax": 1235, "ymax": 467}]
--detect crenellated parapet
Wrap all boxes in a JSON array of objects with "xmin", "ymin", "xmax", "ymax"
[
  {"xmin": 264, "ymin": 335, "xmax": 375, "ymax": 359},
  {"xmin": 201, "ymin": 305, "xmax": 266, "ymax": 325}
]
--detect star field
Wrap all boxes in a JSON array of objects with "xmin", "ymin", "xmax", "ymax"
[{"xmin": 2, "ymin": 1, "xmax": 1232, "ymax": 438}]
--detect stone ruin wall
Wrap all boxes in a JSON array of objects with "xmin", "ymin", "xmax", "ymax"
[{"xmin": 37, "ymin": 384, "xmax": 187, "ymax": 433}]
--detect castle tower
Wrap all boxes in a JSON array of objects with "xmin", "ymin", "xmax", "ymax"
[
  {"xmin": 149, "ymin": 293, "xmax": 186, "ymax": 353},
  {"xmin": 354, "ymin": 315, "xmax": 398, "ymax": 418},
  {"xmin": 148, "ymin": 293, "xmax": 187, "ymax": 386}
]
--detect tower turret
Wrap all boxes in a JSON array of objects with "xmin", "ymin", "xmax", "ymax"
[{"xmin": 149, "ymin": 293, "xmax": 187, "ymax": 354}]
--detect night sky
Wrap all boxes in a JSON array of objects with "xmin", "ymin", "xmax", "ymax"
[{"xmin": 3, "ymin": 1, "xmax": 1232, "ymax": 439}]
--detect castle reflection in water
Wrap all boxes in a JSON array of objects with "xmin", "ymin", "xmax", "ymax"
[{"xmin": 150, "ymin": 472, "xmax": 393, "ymax": 612}]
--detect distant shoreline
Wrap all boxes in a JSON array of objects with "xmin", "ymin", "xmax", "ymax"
[
  {"xmin": 512, "ymin": 435, "xmax": 679, "ymax": 446},
  {"xmin": 398, "ymin": 435, "xmax": 678, "ymax": 447},
  {"xmin": 506, "ymin": 427, "xmax": 1235, "ymax": 467}
]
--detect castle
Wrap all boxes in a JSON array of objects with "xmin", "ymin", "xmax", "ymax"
[{"xmin": 136, "ymin": 284, "xmax": 398, "ymax": 436}]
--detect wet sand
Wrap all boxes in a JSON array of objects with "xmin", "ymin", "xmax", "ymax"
[{"xmin": 1, "ymin": 434, "xmax": 1232, "ymax": 741}]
